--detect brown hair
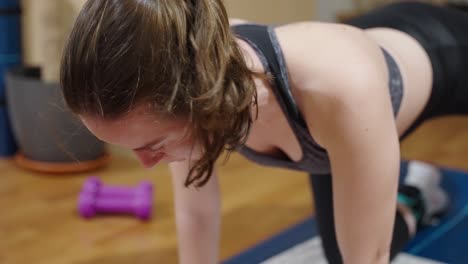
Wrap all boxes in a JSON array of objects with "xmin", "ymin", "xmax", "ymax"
[{"xmin": 61, "ymin": 0, "xmax": 259, "ymax": 187}]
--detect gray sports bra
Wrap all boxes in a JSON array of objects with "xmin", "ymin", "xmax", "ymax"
[{"xmin": 231, "ymin": 24, "xmax": 403, "ymax": 175}]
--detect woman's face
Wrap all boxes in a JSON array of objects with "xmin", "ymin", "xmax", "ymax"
[{"xmin": 81, "ymin": 105, "xmax": 197, "ymax": 168}]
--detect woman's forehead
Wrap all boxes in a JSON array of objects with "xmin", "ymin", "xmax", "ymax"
[{"xmin": 80, "ymin": 106, "xmax": 187, "ymax": 148}]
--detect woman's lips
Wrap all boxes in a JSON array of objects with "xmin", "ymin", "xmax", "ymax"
[{"xmin": 152, "ymin": 153, "xmax": 165, "ymax": 164}]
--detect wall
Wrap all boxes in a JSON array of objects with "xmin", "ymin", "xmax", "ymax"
[
  {"xmin": 316, "ymin": 0, "xmax": 354, "ymax": 22},
  {"xmin": 224, "ymin": 0, "xmax": 315, "ymax": 24},
  {"xmin": 21, "ymin": 0, "xmax": 86, "ymax": 82}
]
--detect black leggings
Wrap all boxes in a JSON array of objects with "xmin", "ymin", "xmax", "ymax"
[{"xmin": 310, "ymin": 2, "xmax": 468, "ymax": 263}]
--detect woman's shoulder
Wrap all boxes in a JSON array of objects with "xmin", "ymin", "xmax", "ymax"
[
  {"xmin": 276, "ymin": 22, "xmax": 392, "ymax": 142},
  {"xmin": 229, "ymin": 18, "xmax": 390, "ymax": 105},
  {"xmin": 276, "ymin": 21, "xmax": 389, "ymax": 97}
]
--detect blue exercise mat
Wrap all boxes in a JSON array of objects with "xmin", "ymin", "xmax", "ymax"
[{"xmin": 224, "ymin": 162, "xmax": 468, "ymax": 264}]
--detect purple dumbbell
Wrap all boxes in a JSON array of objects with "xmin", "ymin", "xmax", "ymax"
[
  {"xmin": 82, "ymin": 176, "xmax": 153, "ymax": 199},
  {"xmin": 78, "ymin": 189, "xmax": 153, "ymax": 220}
]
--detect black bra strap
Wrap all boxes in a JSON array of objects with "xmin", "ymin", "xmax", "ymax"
[{"xmin": 231, "ymin": 24, "xmax": 306, "ymax": 126}]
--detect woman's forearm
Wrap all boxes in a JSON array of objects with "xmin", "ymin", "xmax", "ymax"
[
  {"xmin": 176, "ymin": 209, "xmax": 221, "ymax": 264},
  {"xmin": 170, "ymin": 161, "xmax": 221, "ymax": 264}
]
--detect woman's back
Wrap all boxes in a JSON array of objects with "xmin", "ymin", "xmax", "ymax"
[{"xmin": 273, "ymin": 21, "xmax": 433, "ymax": 135}]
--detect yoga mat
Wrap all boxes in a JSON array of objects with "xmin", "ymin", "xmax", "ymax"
[{"xmin": 225, "ymin": 162, "xmax": 468, "ymax": 264}]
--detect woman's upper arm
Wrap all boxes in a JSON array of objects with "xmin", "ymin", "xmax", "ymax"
[
  {"xmin": 292, "ymin": 24, "xmax": 393, "ymax": 146},
  {"xmin": 170, "ymin": 161, "xmax": 221, "ymax": 215},
  {"xmin": 297, "ymin": 26, "xmax": 402, "ymax": 262}
]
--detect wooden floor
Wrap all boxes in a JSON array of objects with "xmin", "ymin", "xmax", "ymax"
[{"xmin": 1, "ymin": 116, "xmax": 468, "ymax": 264}]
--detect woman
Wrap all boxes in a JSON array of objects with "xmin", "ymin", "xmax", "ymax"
[{"xmin": 60, "ymin": 1, "xmax": 460, "ymax": 263}]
